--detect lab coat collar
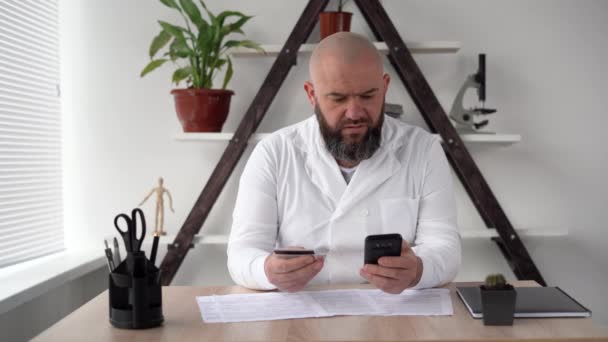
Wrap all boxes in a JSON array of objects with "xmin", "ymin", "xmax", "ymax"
[
  {"xmin": 340, "ymin": 117, "xmax": 402, "ymax": 214},
  {"xmin": 299, "ymin": 115, "xmax": 403, "ymax": 213},
  {"xmin": 302, "ymin": 117, "xmax": 348, "ymax": 211}
]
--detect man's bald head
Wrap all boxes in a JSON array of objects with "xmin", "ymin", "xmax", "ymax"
[
  {"xmin": 309, "ymin": 32, "xmax": 383, "ymax": 85},
  {"xmin": 303, "ymin": 32, "xmax": 390, "ymax": 167}
]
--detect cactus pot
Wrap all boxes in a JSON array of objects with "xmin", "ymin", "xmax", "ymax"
[{"xmin": 480, "ymin": 285, "xmax": 516, "ymax": 326}]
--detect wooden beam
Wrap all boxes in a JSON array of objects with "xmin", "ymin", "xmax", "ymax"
[
  {"xmin": 354, "ymin": 0, "xmax": 545, "ymax": 285},
  {"xmin": 161, "ymin": 0, "xmax": 546, "ymax": 287},
  {"xmin": 159, "ymin": 0, "xmax": 330, "ymax": 285}
]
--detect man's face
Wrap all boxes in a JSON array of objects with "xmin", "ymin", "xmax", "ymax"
[
  {"xmin": 305, "ymin": 55, "xmax": 390, "ymax": 164},
  {"xmin": 315, "ymin": 101, "xmax": 384, "ymax": 164}
]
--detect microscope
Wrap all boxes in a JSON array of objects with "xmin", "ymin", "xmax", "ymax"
[{"xmin": 449, "ymin": 54, "xmax": 497, "ymax": 133}]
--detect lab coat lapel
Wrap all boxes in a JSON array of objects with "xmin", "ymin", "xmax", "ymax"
[
  {"xmin": 339, "ymin": 146, "xmax": 401, "ymax": 213},
  {"xmin": 303, "ymin": 118, "xmax": 347, "ymax": 210},
  {"xmin": 339, "ymin": 117, "xmax": 402, "ymax": 213}
]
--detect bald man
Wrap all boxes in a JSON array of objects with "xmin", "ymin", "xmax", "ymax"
[{"xmin": 228, "ymin": 32, "xmax": 461, "ymax": 293}]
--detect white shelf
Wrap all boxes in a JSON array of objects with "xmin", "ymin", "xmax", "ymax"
[
  {"xmin": 175, "ymin": 132, "xmax": 267, "ymax": 142},
  {"xmin": 159, "ymin": 228, "xmax": 567, "ymax": 247},
  {"xmin": 229, "ymin": 41, "xmax": 461, "ymax": 57},
  {"xmin": 175, "ymin": 132, "xmax": 521, "ymax": 145},
  {"xmin": 157, "ymin": 234, "xmax": 230, "ymax": 245},
  {"xmin": 453, "ymin": 133, "xmax": 522, "ymax": 145},
  {"xmin": 460, "ymin": 228, "xmax": 568, "ymax": 239}
]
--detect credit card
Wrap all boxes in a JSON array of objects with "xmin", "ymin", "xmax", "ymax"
[{"xmin": 274, "ymin": 248, "xmax": 315, "ymax": 259}]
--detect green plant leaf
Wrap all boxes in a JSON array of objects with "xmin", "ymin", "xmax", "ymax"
[
  {"xmin": 144, "ymin": 1, "xmax": 261, "ymax": 90},
  {"xmin": 228, "ymin": 28, "xmax": 245, "ymax": 36},
  {"xmin": 195, "ymin": 19, "xmax": 210, "ymax": 49},
  {"xmin": 149, "ymin": 30, "xmax": 172, "ymax": 58},
  {"xmin": 239, "ymin": 40, "xmax": 264, "ymax": 52},
  {"xmin": 192, "ymin": 10, "xmax": 210, "ymax": 34},
  {"xmin": 190, "ymin": 56, "xmax": 202, "ymax": 87},
  {"xmin": 160, "ymin": 0, "xmax": 180, "ymax": 10},
  {"xmin": 198, "ymin": 0, "xmax": 216, "ymax": 21},
  {"xmin": 216, "ymin": 11, "xmax": 244, "ymax": 26},
  {"xmin": 215, "ymin": 58, "xmax": 227, "ymax": 68},
  {"xmin": 225, "ymin": 39, "xmax": 264, "ymax": 52},
  {"xmin": 197, "ymin": 21, "xmax": 215, "ymax": 58},
  {"xmin": 169, "ymin": 36, "xmax": 192, "ymax": 58},
  {"xmin": 158, "ymin": 20, "xmax": 186, "ymax": 38},
  {"xmin": 163, "ymin": 50, "xmax": 177, "ymax": 62},
  {"xmin": 222, "ymin": 57, "xmax": 233, "ymax": 89},
  {"xmin": 140, "ymin": 59, "xmax": 168, "ymax": 77},
  {"xmin": 178, "ymin": 0, "xmax": 204, "ymax": 27},
  {"xmin": 223, "ymin": 15, "xmax": 252, "ymax": 35},
  {"xmin": 172, "ymin": 66, "xmax": 192, "ymax": 85},
  {"xmin": 222, "ymin": 40, "xmax": 241, "ymax": 49}
]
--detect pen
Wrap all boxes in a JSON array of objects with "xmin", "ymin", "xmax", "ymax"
[
  {"xmin": 104, "ymin": 240, "xmax": 116, "ymax": 272},
  {"xmin": 113, "ymin": 237, "xmax": 121, "ymax": 265},
  {"xmin": 150, "ymin": 232, "xmax": 159, "ymax": 266}
]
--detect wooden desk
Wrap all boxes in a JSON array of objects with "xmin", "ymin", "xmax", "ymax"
[{"xmin": 33, "ymin": 281, "xmax": 608, "ymax": 341}]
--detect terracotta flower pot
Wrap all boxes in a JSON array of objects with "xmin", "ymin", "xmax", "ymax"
[
  {"xmin": 319, "ymin": 11, "xmax": 352, "ymax": 40},
  {"xmin": 170, "ymin": 88, "xmax": 234, "ymax": 132}
]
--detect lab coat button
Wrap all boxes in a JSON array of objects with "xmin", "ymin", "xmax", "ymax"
[{"xmin": 361, "ymin": 209, "xmax": 369, "ymax": 216}]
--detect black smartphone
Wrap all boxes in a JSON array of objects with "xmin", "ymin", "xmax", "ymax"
[{"xmin": 364, "ymin": 233, "xmax": 403, "ymax": 264}]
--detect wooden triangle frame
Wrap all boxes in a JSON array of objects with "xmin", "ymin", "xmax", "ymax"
[{"xmin": 159, "ymin": 0, "xmax": 546, "ymax": 286}]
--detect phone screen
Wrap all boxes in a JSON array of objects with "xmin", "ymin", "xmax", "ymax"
[{"xmin": 364, "ymin": 233, "xmax": 403, "ymax": 264}]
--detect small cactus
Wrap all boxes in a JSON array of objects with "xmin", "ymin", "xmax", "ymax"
[
  {"xmin": 338, "ymin": 0, "xmax": 351, "ymax": 12},
  {"xmin": 484, "ymin": 273, "xmax": 507, "ymax": 290}
]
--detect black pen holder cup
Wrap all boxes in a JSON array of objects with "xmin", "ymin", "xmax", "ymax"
[{"xmin": 108, "ymin": 252, "xmax": 164, "ymax": 329}]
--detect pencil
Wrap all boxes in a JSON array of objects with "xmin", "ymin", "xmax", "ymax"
[
  {"xmin": 113, "ymin": 237, "xmax": 121, "ymax": 265},
  {"xmin": 104, "ymin": 240, "xmax": 115, "ymax": 272},
  {"xmin": 150, "ymin": 232, "xmax": 159, "ymax": 266}
]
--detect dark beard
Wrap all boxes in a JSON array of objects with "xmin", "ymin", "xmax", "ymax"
[{"xmin": 315, "ymin": 103, "xmax": 383, "ymax": 164}]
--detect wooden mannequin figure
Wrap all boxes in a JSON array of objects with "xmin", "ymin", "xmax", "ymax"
[{"xmin": 139, "ymin": 177, "xmax": 175, "ymax": 235}]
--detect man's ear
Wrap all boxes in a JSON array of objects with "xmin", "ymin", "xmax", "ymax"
[
  {"xmin": 382, "ymin": 73, "xmax": 391, "ymax": 96},
  {"xmin": 303, "ymin": 81, "xmax": 316, "ymax": 107}
]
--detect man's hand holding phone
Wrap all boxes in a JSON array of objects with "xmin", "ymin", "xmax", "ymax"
[
  {"xmin": 360, "ymin": 237, "xmax": 423, "ymax": 294},
  {"xmin": 264, "ymin": 247, "xmax": 324, "ymax": 292}
]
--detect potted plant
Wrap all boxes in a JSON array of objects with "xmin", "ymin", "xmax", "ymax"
[
  {"xmin": 319, "ymin": 0, "xmax": 352, "ymax": 40},
  {"xmin": 480, "ymin": 273, "xmax": 517, "ymax": 326},
  {"xmin": 141, "ymin": 0, "xmax": 263, "ymax": 132}
]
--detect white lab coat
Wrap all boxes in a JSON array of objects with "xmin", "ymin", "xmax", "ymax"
[{"xmin": 227, "ymin": 115, "xmax": 461, "ymax": 290}]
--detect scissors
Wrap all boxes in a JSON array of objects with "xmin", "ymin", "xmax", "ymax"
[{"xmin": 114, "ymin": 208, "xmax": 146, "ymax": 253}]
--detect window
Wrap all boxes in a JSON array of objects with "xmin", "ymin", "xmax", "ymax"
[{"xmin": 0, "ymin": 0, "xmax": 63, "ymax": 268}]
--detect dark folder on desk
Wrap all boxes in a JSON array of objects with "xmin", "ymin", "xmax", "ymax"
[{"xmin": 457, "ymin": 286, "xmax": 591, "ymax": 318}]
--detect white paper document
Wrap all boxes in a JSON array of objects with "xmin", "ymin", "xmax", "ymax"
[{"xmin": 196, "ymin": 288, "xmax": 452, "ymax": 323}]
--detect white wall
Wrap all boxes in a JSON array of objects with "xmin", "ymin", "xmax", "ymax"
[{"xmin": 60, "ymin": 0, "xmax": 608, "ymax": 325}]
